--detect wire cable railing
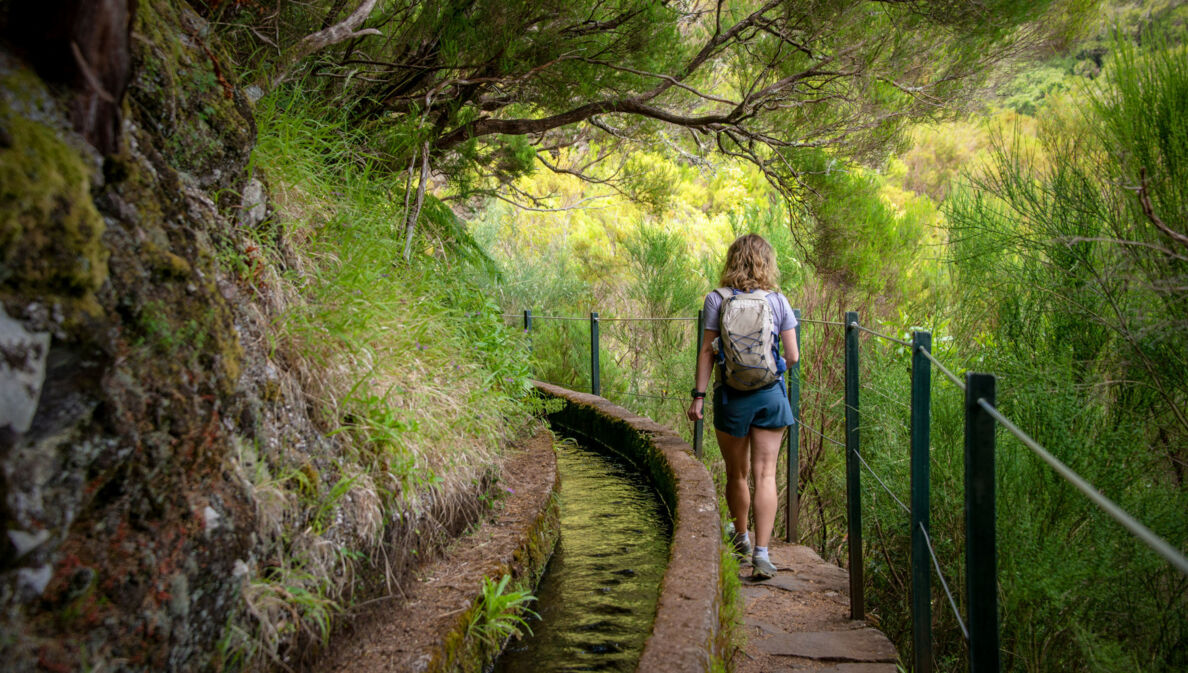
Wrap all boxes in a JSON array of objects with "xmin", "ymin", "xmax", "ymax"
[
  {"xmin": 798, "ymin": 418, "xmax": 845, "ymax": 448},
  {"xmin": 598, "ymin": 316, "xmax": 698, "ymax": 322},
  {"xmin": 920, "ymin": 523, "xmax": 970, "ymax": 641},
  {"xmin": 800, "ymin": 317, "xmax": 847, "ymax": 326},
  {"xmin": 853, "ymin": 448, "xmax": 910, "ymax": 515},
  {"xmin": 502, "ymin": 312, "xmax": 696, "ymax": 322},
  {"xmin": 849, "ymin": 320, "xmax": 913, "ymax": 347},
  {"xmin": 917, "ymin": 345, "xmax": 966, "ymax": 391},
  {"xmin": 976, "ymin": 398, "xmax": 1188, "ymax": 576},
  {"xmin": 605, "ymin": 387, "xmax": 685, "ymax": 402},
  {"xmin": 516, "ymin": 314, "xmax": 587, "ymax": 321}
]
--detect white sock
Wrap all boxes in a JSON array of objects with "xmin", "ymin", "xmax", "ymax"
[
  {"xmin": 737, "ymin": 531, "xmax": 750, "ymax": 545},
  {"xmin": 754, "ymin": 546, "xmax": 769, "ymax": 560}
]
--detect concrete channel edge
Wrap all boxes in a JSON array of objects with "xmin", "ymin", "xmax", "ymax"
[{"xmin": 534, "ymin": 381, "xmax": 726, "ymax": 673}]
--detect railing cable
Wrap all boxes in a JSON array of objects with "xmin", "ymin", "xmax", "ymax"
[
  {"xmin": 524, "ymin": 314, "xmax": 588, "ymax": 321},
  {"xmin": 800, "ymin": 317, "xmax": 847, "ymax": 326},
  {"xmin": 916, "ymin": 345, "xmax": 966, "ymax": 392},
  {"xmin": 976, "ymin": 398, "xmax": 1188, "ymax": 577},
  {"xmin": 501, "ymin": 313, "xmax": 696, "ymax": 322},
  {"xmin": 798, "ymin": 418, "xmax": 845, "ymax": 448},
  {"xmin": 849, "ymin": 321, "xmax": 913, "ymax": 347},
  {"xmin": 599, "ymin": 316, "xmax": 698, "ymax": 322},
  {"xmin": 919, "ymin": 523, "xmax": 970, "ymax": 641},
  {"xmin": 852, "ymin": 449, "xmax": 910, "ymax": 516},
  {"xmin": 606, "ymin": 388, "xmax": 683, "ymax": 402}
]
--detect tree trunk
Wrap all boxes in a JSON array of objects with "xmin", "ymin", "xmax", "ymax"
[{"xmin": 4, "ymin": 0, "xmax": 136, "ymax": 154}]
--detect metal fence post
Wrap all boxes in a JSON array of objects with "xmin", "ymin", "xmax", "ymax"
[
  {"xmin": 965, "ymin": 372, "xmax": 999, "ymax": 673},
  {"xmin": 524, "ymin": 309, "xmax": 533, "ymax": 361},
  {"xmin": 911, "ymin": 331, "xmax": 933, "ymax": 673},
  {"xmin": 785, "ymin": 308, "xmax": 802, "ymax": 543},
  {"xmin": 590, "ymin": 311, "xmax": 601, "ymax": 396},
  {"xmin": 693, "ymin": 309, "xmax": 705, "ymax": 458},
  {"xmin": 844, "ymin": 310, "xmax": 864, "ymax": 619}
]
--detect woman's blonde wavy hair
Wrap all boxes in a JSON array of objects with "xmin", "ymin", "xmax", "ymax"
[{"xmin": 719, "ymin": 233, "xmax": 779, "ymax": 291}]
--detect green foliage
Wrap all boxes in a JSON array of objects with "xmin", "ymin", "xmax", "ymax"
[
  {"xmin": 948, "ymin": 34, "xmax": 1188, "ymax": 443},
  {"xmin": 523, "ymin": 394, "xmax": 565, "ymax": 418},
  {"xmin": 466, "ymin": 574, "xmax": 539, "ymax": 649},
  {"xmin": 1001, "ymin": 65, "xmax": 1079, "ymax": 115},
  {"xmin": 914, "ymin": 29, "xmax": 1188, "ymax": 672},
  {"xmin": 614, "ymin": 220, "xmax": 705, "ymax": 401},
  {"xmin": 794, "ymin": 150, "xmax": 936, "ymax": 300}
]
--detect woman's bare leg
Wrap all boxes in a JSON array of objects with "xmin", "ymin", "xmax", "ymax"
[
  {"xmin": 749, "ymin": 426, "xmax": 784, "ymax": 549},
  {"xmin": 717, "ymin": 429, "xmax": 751, "ymax": 537}
]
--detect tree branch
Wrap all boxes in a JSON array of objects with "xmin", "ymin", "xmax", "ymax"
[
  {"xmin": 403, "ymin": 141, "xmax": 430, "ymax": 262},
  {"xmin": 490, "ymin": 192, "xmax": 612, "ymax": 213},
  {"xmin": 575, "ymin": 58, "xmax": 739, "ymax": 106},
  {"xmin": 271, "ymin": 0, "xmax": 382, "ymax": 88},
  {"xmin": 1138, "ymin": 166, "xmax": 1188, "ymax": 251},
  {"xmin": 436, "ymin": 97, "xmax": 750, "ymax": 150}
]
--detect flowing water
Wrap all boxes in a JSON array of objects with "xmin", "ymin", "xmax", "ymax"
[{"xmin": 491, "ymin": 440, "xmax": 672, "ymax": 673}]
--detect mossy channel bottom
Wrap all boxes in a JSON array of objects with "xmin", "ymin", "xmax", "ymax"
[{"xmin": 493, "ymin": 440, "xmax": 672, "ymax": 672}]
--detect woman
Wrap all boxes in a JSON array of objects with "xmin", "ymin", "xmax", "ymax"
[{"xmin": 686, "ymin": 233, "xmax": 799, "ymax": 580}]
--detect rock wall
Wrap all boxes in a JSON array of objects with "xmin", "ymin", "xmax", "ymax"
[{"xmin": 0, "ymin": 2, "xmax": 336, "ymax": 670}]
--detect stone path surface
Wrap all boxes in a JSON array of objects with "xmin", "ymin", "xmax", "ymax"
[{"xmin": 736, "ymin": 543, "xmax": 899, "ymax": 672}]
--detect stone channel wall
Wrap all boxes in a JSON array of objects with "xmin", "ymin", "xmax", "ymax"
[
  {"xmin": 430, "ymin": 458, "xmax": 561, "ymax": 673},
  {"xmin": 533, "ymin": 382, "xmax": 725, "ymax": 673}
]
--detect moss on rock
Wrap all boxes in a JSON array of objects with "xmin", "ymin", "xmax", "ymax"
[
  {"xmin": 0, "ymin": 4, "xmax": 255, "ymax": 670},
  {"xmin": 131, "ymin": 0, "xmax": 255, "ymax": 196},
  {"xmin": 0, "ymin": 88, "xmax": 107, "ymax": 321}
]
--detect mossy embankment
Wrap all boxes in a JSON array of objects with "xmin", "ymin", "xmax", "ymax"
[
  {"xmin": 304, "ymin": 431, "xmax": 559, "ymax": 673},
  {"xmin": 0, "ymin": 2, "xmax": 536, "ymax": 671}
]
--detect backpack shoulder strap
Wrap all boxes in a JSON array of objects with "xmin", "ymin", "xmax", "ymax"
[{"xmin": 714, "ymin": 287, "xmax": 732, "ymax": 300}]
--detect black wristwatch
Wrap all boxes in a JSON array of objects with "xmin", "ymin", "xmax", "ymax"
[{"xmin": 691, "ymin": 389, "xmax": 706, "ymax": 399}]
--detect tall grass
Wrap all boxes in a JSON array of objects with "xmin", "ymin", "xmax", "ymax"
[{"xmin": 220, "ymin": 89, "xmax": 536, "ymax": 668}]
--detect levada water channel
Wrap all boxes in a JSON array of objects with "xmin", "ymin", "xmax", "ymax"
[{"xmin": 492, "ymin": 439, "xmax": 672, "ymax": 672}]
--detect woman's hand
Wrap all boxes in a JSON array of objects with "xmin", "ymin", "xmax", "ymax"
[{"xmin": 686, "ymin": 397, "xmax": 704, "ymax": 421}]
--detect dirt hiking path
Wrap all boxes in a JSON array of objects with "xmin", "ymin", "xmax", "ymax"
[{"xmin": 736, "ymin": 543, "xmax": 899, "ymax": 672}]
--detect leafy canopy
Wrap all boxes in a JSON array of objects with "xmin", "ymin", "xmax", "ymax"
[{"xmin": 209, "ymin": 0, "xmax": 1091, "ymax": 199}]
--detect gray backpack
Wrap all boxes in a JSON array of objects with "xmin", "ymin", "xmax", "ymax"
[{"xmin": 713, "ymin": 288, "xmax": 781, "ymax": 391}]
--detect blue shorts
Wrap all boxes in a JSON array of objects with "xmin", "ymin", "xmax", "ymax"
[{"xmin": 712, "ymin": 380, "xmax": 796, "ymax": 438}]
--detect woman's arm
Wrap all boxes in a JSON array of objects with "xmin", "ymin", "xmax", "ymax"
[
  {"xmin": 780, "ymin": 329, "xmax": 799, "ymax": 370},
  {"xmin": 686, "ymin": 329, "xmax": 718, "ymax": 421}
]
